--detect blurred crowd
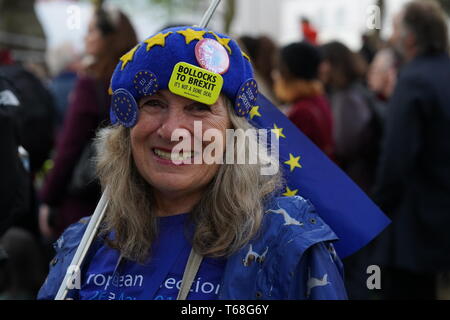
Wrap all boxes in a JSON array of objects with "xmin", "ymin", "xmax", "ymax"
[{"xmin": 1, "ymin": 0, "xmax": 450, "ymax": 300}]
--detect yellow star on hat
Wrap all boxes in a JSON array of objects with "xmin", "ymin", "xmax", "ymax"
[
  {"xmin": 242, "ymin": 50, "xmax": 251, "ymax": 61},
  {"xmin": 209, "ymin": 32, "xmax": 232, "ymax": 54},
  {"xmin": 177, "ymin": 28, "xmax": 206, "ymax": 44},
  {"xmin": 120, "ymin": 44, "xmax": 140, "ymax": 70},
  {"xmin": 284, "ymin": 153, "xmax": 302, "ymax": 172},
  {"xmin": 144, "ymin": 31, "xmax": 173, "ymax": 51}
]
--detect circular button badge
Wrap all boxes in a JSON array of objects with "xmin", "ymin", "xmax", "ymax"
[
  {"xmin": 111, "ymin": 88, "xmax": 138, "ymax": 128},
  {"xmin": 195, "ymin": 38, "xmax": 230, "ymax": 74},
  {"xmin": 133, "ymin": 70, "xmax": 159, "ymax": 96},
  {"xmin": 235, "ymin": 79, "xmax": 258, "ymax": 117}
]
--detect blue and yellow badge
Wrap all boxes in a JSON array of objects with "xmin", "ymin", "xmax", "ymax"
[
  {"xmin": 133, "ymin": 70, "xmax": 159, "ymax": 96},
  {"xmin": 111, "ymin": 88, "xmax": 138, "ymax": 127},
  {"xmin": 235, "ymin": 79, "xmax": 258, "ymax": 117}
]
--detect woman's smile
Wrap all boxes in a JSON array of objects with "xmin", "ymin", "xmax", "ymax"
[
  {"xmin": 130, "ymin": 90, "xmax": 230, "ymax": 196},
  {"xmin": 151, "ymin": 147, "xmax": 199, "ymax": 165}
]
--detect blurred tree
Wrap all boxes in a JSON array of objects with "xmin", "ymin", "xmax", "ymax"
[
  {"xmin": 361, "ymin": 0, "xmax": 384, "ymax": 56},
  {"xmin": 0, "ymin": 0, "xmax": 47, "ymax": 64},
  {"xmin": 436, "ymin": 0, "xmax": 450, "ymax": 15},
  {"xmin": 223, "ymin": 0, "xmax": 235, "ymax": 34},
  {"xmin": 145, "ymin": 0, "xmax": 235, "ymax": 33},
  {"xmin": 92, "ymin": 0, "xmax": 104, "ymax": 10},
  {"xmin": 150, "ymin": 0, "xmax": 202, "ymax": 22}
]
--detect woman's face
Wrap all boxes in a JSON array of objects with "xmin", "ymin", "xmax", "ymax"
[
  {"xmin": 84, "ymin": 17, "xmax": 106, "ymax": 57},
  {"xmin": 131, "ymin": 90, "xmax": 231, "ymax": 199}
]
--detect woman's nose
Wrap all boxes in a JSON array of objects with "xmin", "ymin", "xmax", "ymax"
[{"xmin": 156, "ymin": 109, "xmax": 191, "ymax": 141}]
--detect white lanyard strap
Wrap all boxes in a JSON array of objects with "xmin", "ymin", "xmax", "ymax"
[{"xmin": 177, "ymin": 248, "xmax": 203, "ymax": 300}]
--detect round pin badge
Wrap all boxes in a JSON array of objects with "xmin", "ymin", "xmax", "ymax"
[
  {"xmin": 133, "ymin": 70, "xmax": 159, "ymax": 96},
  {"xmin": 111, "ymin": 88, "xmax": 138, "ymax": 128},
  {"xmin": 235, "ymin": 79, "xmax": 258, "ymax": 117},
  {"xmin": 195, "ymin": 38, "xmax": 230, "ymax": 74}
]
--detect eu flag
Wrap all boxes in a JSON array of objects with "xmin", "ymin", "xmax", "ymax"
[{"xmin": 250, "ymin": 93, "xmax": 390, "ymax": 258}]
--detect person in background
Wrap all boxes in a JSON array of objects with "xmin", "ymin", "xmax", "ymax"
[
  {"xmin": 273, "ymin": 41, "xmax": 334, "ymax": 159},
  {"xmin": 365, "ymin": 47, "xmax": 402, "ymax": 145},
  {"xmin": 0, "ymin": 75, "xmax": 47, "ymax": 301},
  {"xmin": 300, "ymin": 17, "xmax": 318, "ymax": 45},
  {"xmin": 320, "ymin": 41, "xmax": 378, "ymax": 194},
  {"xmin": 0, "ymin": 48, "xmax": 56, "ymax": 240},
  {"xmin": 0, "ymin": 228, "xmax": 46, "ymax": 299},
  {"xmin": 0, "ymin": 75, "xmax": 30, "ymax": 238},
  {"xmin": 239, "ymin": 35, "xmax": 278, "ymax": 104},
  {"xmin": 367, "ymin": 47, "xmax": 400, "ymax": 104},
  {"xmin": 359, "ymin": 33, "xmax": 377, "ymax": 65},
  {"xmin": 46, "ymin": 42, "xmax": 81, "ymax": 133},
  {"xmin": 320, "ymin": 41, "xmax": 384, "ymax": 299},
  {"xmin": 373, "ymin": 0, "xmax": 450, "ymax": 300},
  {"xmin": 38, "ymin": 5, "xmax": 137, "ymax": 239}
]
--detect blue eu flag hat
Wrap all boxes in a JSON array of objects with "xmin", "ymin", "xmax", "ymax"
[
  {"xmin": 109, "ymin": 26, "xmax": 390, "ymax": 258},
  {"xmin": 109, "ymin": 26, "xmax": 256, "ymax": 127}
]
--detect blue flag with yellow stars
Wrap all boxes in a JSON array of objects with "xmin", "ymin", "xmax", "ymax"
[{"xmin": 250, "ymin": 93, "xmax": 390, "ymax": 258}]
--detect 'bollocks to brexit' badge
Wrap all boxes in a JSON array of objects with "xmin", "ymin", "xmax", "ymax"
[{"xmin": 168, "ymin": 62, "xmax": 223, "ymax": 105}]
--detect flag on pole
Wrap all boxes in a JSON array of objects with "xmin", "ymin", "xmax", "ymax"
[{"xmin": 250, "ymin": 93, "xmax": 390, "ymax": 258}]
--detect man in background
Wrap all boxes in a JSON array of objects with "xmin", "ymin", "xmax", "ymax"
[{"xmin": 373, "ymin": 0, "xmax": 450, "ymax": 299}]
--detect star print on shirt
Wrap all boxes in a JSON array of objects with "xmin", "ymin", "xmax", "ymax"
[
  {"xmin": 242, "ymin": 244, "xmax": 269, "ymax": 267},
  {"xmin": 267, "ymin": 207, "xmax": 304, "ymax": 226},
  {"xmin": 306, "ymin": 269, "xmax": 330, "ymax": 298}
]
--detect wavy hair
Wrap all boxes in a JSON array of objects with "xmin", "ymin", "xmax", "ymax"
[{"xmin": 95, "ymin": 99, "xmax": 283, "ymax": 262}]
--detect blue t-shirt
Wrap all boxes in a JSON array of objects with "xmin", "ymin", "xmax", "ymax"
[{"xmin": 78, "ymin": 214, "xmax": 226, "ymax": 300}]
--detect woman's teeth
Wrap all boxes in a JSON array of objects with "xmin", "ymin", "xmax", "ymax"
[{"xmin": 153, "ymin": 148, "xmax": 195, "ymax": 161}]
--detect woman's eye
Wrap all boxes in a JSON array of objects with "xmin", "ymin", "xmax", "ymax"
[
  {"xmin": 189, "ymin": 104, "xmax": 210, "ymax": 112},
  {"xmin": 142, "ymin": 99, "xmax": 163, "ymax": 108}
]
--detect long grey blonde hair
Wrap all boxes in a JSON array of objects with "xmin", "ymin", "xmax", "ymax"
[{"xmin": 95, "ymin": 99, "xmax": 283, "ymax": 262}]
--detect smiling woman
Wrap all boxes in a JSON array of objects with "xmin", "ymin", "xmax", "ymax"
[
  {"xmin": 38, "ymin": 26, "xmax": 348, "ymax": 300},
  {"xmin": 95, "ymin": 89, "xmax": 279, "ymax": 261},
  {"xmin": 131, "ymin": 90, "xmax": 229, "ymax": 197}
]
